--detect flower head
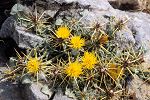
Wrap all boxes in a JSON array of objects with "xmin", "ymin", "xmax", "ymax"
[
  {"xmin": 56, "ymin": 26, "xmax": 70, "ymax": 39},
  {"xmin": 26, "ymin": 57, "xmax": 41, "ymax": 74},
  {"xmin": 70, "ymin": 36, "xmax": 85, "ymax": 49},
  {"xmin": 99, "ymin": 34, "xmax": 109, "ymax": 45},
  {"xmin": 65, "ymin": 61, "xmax": 82, "ymax": 78},
  {"xmin": 107, "ymin": 63, "xmax": 123, "ymax": 80},
  {"xmin": 82, "ymin": 52, "xmax": 97, "ymax": 70}
]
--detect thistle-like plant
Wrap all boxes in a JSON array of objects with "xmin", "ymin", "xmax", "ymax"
[
  {"xmin": 113, "ymin": 47, "xmax": 144, "ymax": 77},
  {"xmin": 17, "ymin": 6, "xmax": 49, "ymax": 36},
  {"xmin": 1, "ymin": 49, "xmax": 53, "ymax": 83},
  {"xmin": 1, "ymin": 12, "xmax": 147, "ymax": 100}
]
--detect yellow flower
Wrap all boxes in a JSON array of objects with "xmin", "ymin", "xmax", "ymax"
[
  {"xmin": 107, "ymin": 63, "xmax": 123, "ymax": 80},
  {"xmin": 82, "ymin": 52, "xmax": 97, "ymax": 70},
  {"xmin": 65, "ymin": 61, "xmax": 82, "ymax": 78},
  {"xmin": 56, "ymin": 26, "xmax": 70, "ymax": 39},
  {"xmin": 26, "ymin": 57, "xmax": 41, "ymax": 74},
  {"xmin": 70, "ymin": 36, "xmax": 85, "ymax": 49}
]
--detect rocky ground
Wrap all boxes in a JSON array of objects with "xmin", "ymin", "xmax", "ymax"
[{"xmin": 0, "ymin": 0, "xmax": 150, "ymax": 100}]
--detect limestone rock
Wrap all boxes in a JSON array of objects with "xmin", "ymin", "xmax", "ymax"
[
  {"xmin": 0, "ymin": 66, "xmax": 24, "ymax": 100},
  {"xmin": 108, "ymin": 0, "xmax": 150, "ymax": 11},
  {"xmin": 0, "ymin": 46, "xmax": 7, "ymax": 66},
  {"xmin": 14, "ymin": 26, "xmax": 44, "ymax": 49},
  {"xmin": 22, "ymin": 83, "xmax": 73, "ymax": 100},
  {"xmin": 0, "ymin": 16, "xmax": 15, "ymax": 38},
  {"xmin": 53, "ymin": 89, "xmax": 73, "ymax": 100},
  {"xmin": 53, "ymin": 94, "xmax": 73, "ymax": 100},
  {"xmin": 115, "ymin": 26, "xmax": 136, "ymax": 49},
  {"xmin": 22, "ymin": 83, "xmax": 49, "ymax": 100},
  {"xmin": 0, "ymin": 67, "xmax": 23, "ymax": 100},
  {"xmin": 0, "ymin": 82, "xmax": 24, "ymax": 100},
  {"xmin": 127, "ymin": 75, "xmax": 150, "ymax": 100},
  {"xmin": 0, "ymin": 17, "xmax": 44, "ymax": 49}
]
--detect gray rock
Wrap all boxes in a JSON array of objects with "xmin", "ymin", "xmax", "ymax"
[
  {"xmin": 53, "ymin": 94, "xmax": 73, "ymax": 100},
  {"xmin": 0, "ymin": 82, "xmax": 24, "ymax": 100},
  {"xmin": 115, "ymin": 26, "xmax": 136, "ymax": 49},
  {"xmin": 22, "ymin": 83, "xmax": 73, "ymax": 100},
  {"xmin": 0, "ymin": 67, "xmax": 23, "ymax": 100},
  {"xmin": 46, "ymin": 0, "xmax": 112, "ymax": 10},
  {"xmin": 126, "ymin": 12, "xmax": 150, "ymax": 63},
  {"xmin": 0, "ymin": 66, "xmax": 21, "ymax": 100},
  {"xmin": 46, "ymin": 0, "xmax": 77, "ymax": 4},
  {"xmin": 0, "ymin": 17, "xmax": 44, "ymax": 49},
  {"xmin": 0, "ymin": 16, "xmax": 15, "ymax": 38},
  {"xmin": 0, "ymin": 46, "xmax": 7, "ymax": 66},
  {"xmin": 53, "ymin": 89, "xmax": 73, "ymax": 100},
  {"xmin": 108, "ymin": 0, "xmax": 150, "ymax": 10},
  {"xmin": 14, "ymin": 26, "xmax": 44, "ymax": 49},
  {"xmin": 45, "ymin": 10, "xmax": 57, "ymax": 18},
  {"xmin": 127, "ymin": 75, "xmax": 150, "ymax": 100},
  {"xmin": 127, "ymin": 12, "xmax": 150, "ymax": 50},
  {"xmin": 22, "ymin": 83, "xmax": 49, "ymax": 100}
]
